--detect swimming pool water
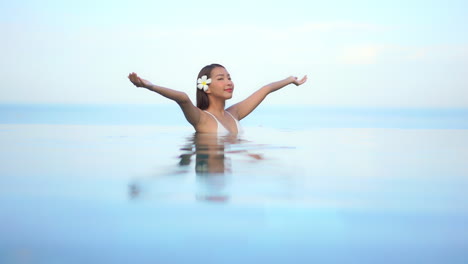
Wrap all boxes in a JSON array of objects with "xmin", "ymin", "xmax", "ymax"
[{"xmin": 1, "ymin": 105, "xmax": 468, "ymax": 263}]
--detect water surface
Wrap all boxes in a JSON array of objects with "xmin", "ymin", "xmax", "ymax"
[{"xmin": 1, "ymin": 105, "xmax": 467, "ymax": 263}]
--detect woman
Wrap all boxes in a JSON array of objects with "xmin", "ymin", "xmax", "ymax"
[{"xmin": 128, "ymin": 63, "xmax": 307, "ymax": 134}]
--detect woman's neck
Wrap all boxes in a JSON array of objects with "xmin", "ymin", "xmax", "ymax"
[{"xmin": 206, "ymin": 98, "xmax": 226, "ymax": 116}]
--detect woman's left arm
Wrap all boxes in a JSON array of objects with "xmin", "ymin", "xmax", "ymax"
[{"xmin": 227, "ymin": 75, "xmax": 307, "ymax": 120}]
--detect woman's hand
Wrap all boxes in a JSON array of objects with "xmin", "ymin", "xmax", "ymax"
[
  {"xmin": 128, "ymin": 72, "xmax": 153, "ymax": 88},
  {"xmin": 289, "ymin": 75, "xmax": 308, "ymax": 86}
]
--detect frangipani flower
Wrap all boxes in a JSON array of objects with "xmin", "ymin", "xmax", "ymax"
[{"xmin": 197, "ymin": 75, "xmax": 211, "ymax": 91}]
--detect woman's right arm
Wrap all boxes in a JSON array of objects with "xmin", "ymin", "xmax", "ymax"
[{"xmin": 128, "ymin": 72, "xmax": 201, "ymax": 126}]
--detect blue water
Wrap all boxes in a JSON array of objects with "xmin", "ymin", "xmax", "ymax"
[
  {"xmin": 1, "ymin": 103, "xmax": 467, "ymax": 128},
  {"xmin": 1, "ymin": 104, "xmax": 468, "ymax": 263}
]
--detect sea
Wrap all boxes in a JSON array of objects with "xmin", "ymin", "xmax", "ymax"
[{"xmin": 1, "ymin": 103, "xmax": 467, "ymax": 264}]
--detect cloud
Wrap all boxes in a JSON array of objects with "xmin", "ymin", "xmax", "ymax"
[
  {"xmin": 336, "ymin": 43, "xmax": 468, "ymax": 66},
  {"xmin": 339, "ymin": 45, "xmax": 384, "ymax": 65},
  {"xmin": 407, "ymin": 44, "xmax": 468, "ymax": 62}
]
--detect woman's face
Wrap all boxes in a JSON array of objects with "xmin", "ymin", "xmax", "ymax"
[{"xmin": 207, "ymin": 67, "xmax": 234, "ymax": 99}]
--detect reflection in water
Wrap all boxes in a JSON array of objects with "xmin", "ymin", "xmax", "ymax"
[
  {"xmin": 129, "ymin": 133, "xmax": 264, "ymax": 202},
  {"xmin": 180, "ymin": 133, "xmax": 261, "ymax": 202},
  {"xmin": 181, "ymin": 133, "xmax": 239, "ymax": 174}
]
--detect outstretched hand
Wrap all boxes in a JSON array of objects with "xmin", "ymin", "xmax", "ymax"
[
  {"xmin": 128, "ymin": 72, "xmax": 153, "ymax": 88},
  {"xmin": 290, "ymin": 75, "xmax": 308, "ymax": 86}
]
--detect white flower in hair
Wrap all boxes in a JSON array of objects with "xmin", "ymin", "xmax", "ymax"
[{"xmin": 197, "ymin": 75, "xmax": 211, "ymax": 91}]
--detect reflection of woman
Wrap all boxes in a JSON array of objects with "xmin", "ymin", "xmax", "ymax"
[
  {"xmin": 129, "ymin": 134, "xmax": 263, "ymax": 202},
  {"xmin": 130, "ymin": 134, "xmax": 235, "ymax": 201},
  {"xmin": 179, "ymin": 133, "xmax": 262, "ymax": 202},
  {"xmin": 128, "ymin": 63, "xmax": 307, "ymax": 134},
  {"xmin": 179, "ymin": 133, "xmax": 238, "ymax": 202},
  {"xmin": 179, "ymin": 133, "xmax": 238, "ymax": 174}
]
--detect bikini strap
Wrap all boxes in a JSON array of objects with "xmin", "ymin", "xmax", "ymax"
[
  {"xmin": 203, "ymin": 110, "xmax": 219, "ymax": 122},
  {"xmin": 225, "ymin": 111, "xmax": 241, "ymax": 131},
  {"xmin": 225, "ymin": 110, "xmax": 236, "ymax": 120}
]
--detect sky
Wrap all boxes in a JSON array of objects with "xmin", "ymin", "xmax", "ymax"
[{"xmin": 1, "ymin": 0, "xmax": 467, "ymax": 108}]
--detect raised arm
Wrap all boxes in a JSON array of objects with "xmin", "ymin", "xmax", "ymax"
[
  {"xmin": 128, "ymin": 72, "xmax": 201, "ymax": 126},
  {"xmin": 227, "ymin": 75, "xmax": 307, "ymax": 120}
]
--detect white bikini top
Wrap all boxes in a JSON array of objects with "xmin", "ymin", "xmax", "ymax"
[{"xmin": 204, "ymin": 110, "xmax": 242, "ymax": 135}]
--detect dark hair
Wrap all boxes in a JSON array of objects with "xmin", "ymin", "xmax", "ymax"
[{"xmin": 196, "ymin": 63, "xmax": 225, "ymax": 110}]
